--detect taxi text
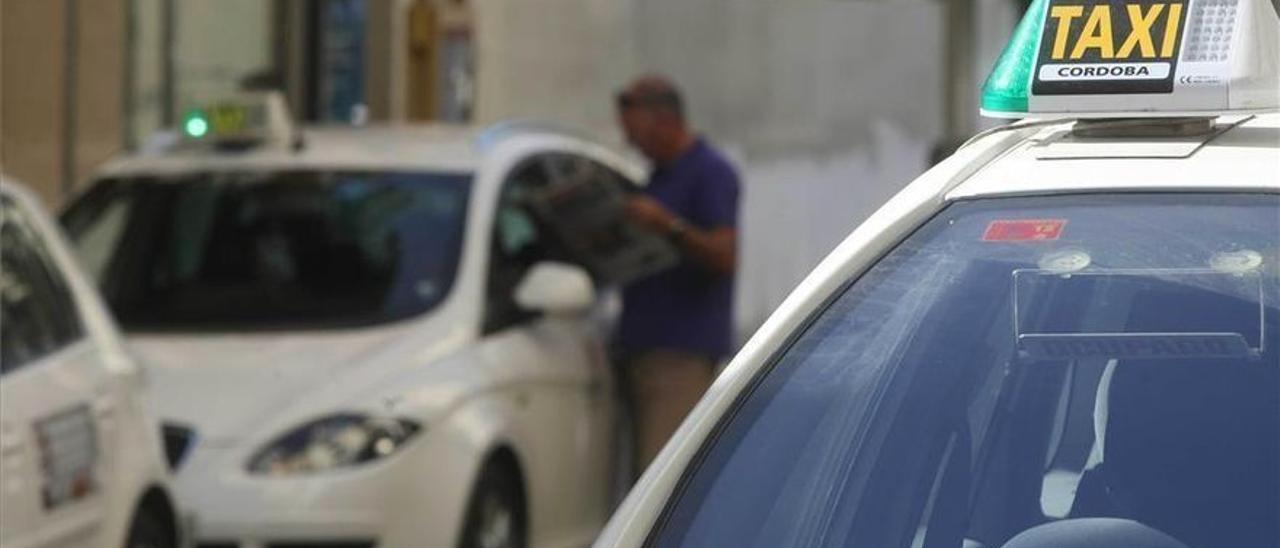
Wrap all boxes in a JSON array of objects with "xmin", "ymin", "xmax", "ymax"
[{"xmin": 1048, "ymin": 2, "xmax": 1184, "ymax": 60}]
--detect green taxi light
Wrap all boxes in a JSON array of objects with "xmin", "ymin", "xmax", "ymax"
[
  {"xmin": 183, "ymin": 110, "xmax": 209, "ymax": 139},
  {"xmin": 981, "ymin": 0, "xmax": 1050, "ymax": 115}
]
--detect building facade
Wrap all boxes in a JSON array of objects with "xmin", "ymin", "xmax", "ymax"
[{"xmin": 2, "ymin": 0, "xmax": 126, "ymax": 208}]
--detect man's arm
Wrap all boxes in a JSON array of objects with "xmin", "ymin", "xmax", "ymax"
[{"xmin": 626, "ymin": 196, "xmax": 737, "ymax": 278}]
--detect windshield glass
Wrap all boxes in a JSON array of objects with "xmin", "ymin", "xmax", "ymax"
[
  {"xmin": 652, "ymin": 194, "xmax": 1279, "ymax": 548},
  {"xmin": 62, "ymin": 170, "xmax": 471, "ymax": 331}
]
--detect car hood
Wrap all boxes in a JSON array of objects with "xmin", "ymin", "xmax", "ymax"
[{"xmin": 127, "ymin": 317, "xmax": 472, "ymax": 447}]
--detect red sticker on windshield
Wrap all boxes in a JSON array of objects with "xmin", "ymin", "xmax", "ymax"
[{"xmin": 983, "ymin": 219, "xmax": 1066, "ymax": 242}]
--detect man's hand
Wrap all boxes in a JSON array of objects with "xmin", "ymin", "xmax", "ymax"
[
  {"xmin": 626, "ymin": 195, "xmax": 677, "ymax": 233},
  {"xmin": 625, "ymin": 195, "xmax": 736, "ymax": 278}
]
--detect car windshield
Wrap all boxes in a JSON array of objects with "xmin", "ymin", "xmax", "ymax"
[
  {"xmin": 61, "ymin": 170, "xmax": 471, "ymax": 331},
  {"xmin": 652, "ymin": 194, "xmax": 1279, "ymax": 548}
]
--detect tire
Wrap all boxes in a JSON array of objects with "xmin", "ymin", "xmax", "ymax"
[
  {"xmin": 458, "ymin": 460, "xmax": 526, "ymax": 548},
  {"xmin": 123, "ymin": 507, "xmax": 175, "ymax": 548}
]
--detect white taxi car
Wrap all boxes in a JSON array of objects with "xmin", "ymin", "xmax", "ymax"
[
  {"xmin": 597, "ymin": 1, "xmax": 1279, "ymax": 547},
  {"xmin": 1, "ymin": 180, "xmax": 183, "ymax": 548},
  {"xmin": 60, "ymin": 106, "xmax": 663, "ymax": 548}
]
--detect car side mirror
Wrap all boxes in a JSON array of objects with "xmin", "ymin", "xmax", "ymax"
[{"xmin": 514, "ymin": 262, "xmax": 595, "ymax": 316}]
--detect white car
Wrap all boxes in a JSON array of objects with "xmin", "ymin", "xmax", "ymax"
[
  {"xmin": 60, "ymin": 112, "xmax": 659, "ymax": 548},
  {"xmin": 0, "ymin": 181, "xmax": 183, "ymax": 548},
  {"xmin": 596, "ymin": 1, "xmax": 1279, "ymax": 547}
]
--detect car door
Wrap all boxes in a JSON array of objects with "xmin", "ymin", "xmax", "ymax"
[
  {"xmin": 477, "ymin": 154, "xmax": 618, "ymax": 546},
  {"xmin": 0, "ymin": 195, "xmax": 118, "ymax": 548}
]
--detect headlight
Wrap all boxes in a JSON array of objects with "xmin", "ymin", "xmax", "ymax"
[{"xmin": 246, "ymin": 414, "xmax": 421, "ymax": 475}]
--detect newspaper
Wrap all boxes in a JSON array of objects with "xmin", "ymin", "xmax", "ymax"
[{"xmin": 525, "ymin": 168, "xmax": 678, "ymax": 286}]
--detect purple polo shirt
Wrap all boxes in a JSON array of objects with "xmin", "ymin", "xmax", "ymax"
[{"xmin": 616, "ymin": 139, "xmax": 740, "ymax": 361}]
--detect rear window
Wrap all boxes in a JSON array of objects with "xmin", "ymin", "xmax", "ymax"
[{"xmin": 652, "ymin": 193, "xmax": 1278, "ymax": 548}]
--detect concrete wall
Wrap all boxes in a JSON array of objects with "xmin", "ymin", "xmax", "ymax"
[
  {"xmin": 974, "ymin": 0, "xmax": 1022, "ymax": 132},
  {"xmin": 734, "ymin": 121, "xmax": 933, "ymax": 335},
  {"xmin": 471, "ymin": 0, "xmax": 946, "ymax": 339},
  {"xmin": 2, "ymin": 0, "xmax": 67, "ymax": 205},
  {"xmin": 471, "ymin": 0, "xmax": 635, "ymax": 135},
  {"xmin": 171, "ymin": 0, "xmax": 273, "ymax": 111},
  {"xmin": 472, "ymin": 0, "xmax": 944, "ymax": 146},
  {"xmin": 630, "ymin": 1, "xmax": 944, "ymax": 156}
]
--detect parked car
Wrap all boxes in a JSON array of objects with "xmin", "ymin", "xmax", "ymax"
[
  {"xmin": 62, "ymin": 98, "xmax": 664, "ymax": 548},
  {"xmin": 1, "ymin": 179, "xmax": 183, "ymax": 548},
  {"xmin": 596, "ymin": 1, "xmax": 1280, "ymax": 546}
]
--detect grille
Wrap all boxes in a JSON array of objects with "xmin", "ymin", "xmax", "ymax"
[
  {"xmin": 267, "ymin": 542, "xmax": 376, "ymax": 548},
  {"xmin": 198, "ymin": 541, "xmax": 376, "ymax": 548},
  {"xmin": 162, "ymin": 422, "xmax": 196, "ymax": 471}
]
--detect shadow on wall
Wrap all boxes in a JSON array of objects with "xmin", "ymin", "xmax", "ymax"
[{"xmin": 732, "ymin": 119, "xmax": 933, "ymax": 344}]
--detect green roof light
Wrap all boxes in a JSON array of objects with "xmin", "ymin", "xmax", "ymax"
[
  {"xmin": 981, "ymin": 0, "xmax": 1049, "ymax": 115},
  {"xmin": 183, "ymin": 110, "xmax": 209, "ymax": 138}
]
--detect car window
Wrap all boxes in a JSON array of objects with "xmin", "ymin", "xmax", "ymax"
[
  {"xmin": 71, "ymin": 194, "xmax": 133, "ymax": 281},
  {"xmin": 485, "ymin": 158, "xmax": 557, "ymax": 333},
  {"xmin": 484, "ymin": 153, "xmax": 652, "ymax": 333},
  {"xmin": 649, "ymin": 193, "xmax": 1279, "ymax": 548},
  {"xmin": 1, "ymin": 196, "xmax": 84, "ymax": 375},
  {"xmin": 61, "ymin": 170, "xmax": 471, "ymax": 331}
]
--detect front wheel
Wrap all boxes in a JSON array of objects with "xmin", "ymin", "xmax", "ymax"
[
  {"xmin": 458, "ymin": 460, "xmax": 526, "ymax": 548},
  {"xmin": 124, "ymin": 507, "xmax": 175, "ymax": 548}
]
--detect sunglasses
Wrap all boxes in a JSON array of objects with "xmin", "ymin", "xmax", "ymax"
[
  {"xmin": 615, "ymin": 91, "xmax": 678, "ymax": 110},
  {"xmin": 615, "ymin": 93, "xmax": 643, "ymax": 110}
]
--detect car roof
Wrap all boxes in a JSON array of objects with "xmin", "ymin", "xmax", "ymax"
[
  {"xmin": 949, "ymin": 113, "xmax": 1280, "ymax": 200},
  {"xmin": 97, "ymin": 124, "xmax": 489, "ymax": 178},
  {"xmin": 0, "ymin": 177, "xmax": 34, "ymax": 202}
]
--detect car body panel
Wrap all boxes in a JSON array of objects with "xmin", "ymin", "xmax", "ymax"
[
  {"xmin": 99, "ymin": 126, "xmax": 483, "ymax": 177},
  {"xmin": 949, "ymin": 115, "xmax": 1280, "ymax": 199},
  {"xmin": 125, "ymin": 319, "xmax": 467, "ymax": 446},
  {"xmin": 1, "ymin": 340, "xmax": 116, "ymax": 548}
]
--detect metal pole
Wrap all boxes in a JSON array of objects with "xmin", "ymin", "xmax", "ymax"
[
  {"xmin": 123, "ymin": 0, "xmax": 137, "ymax": 150},
  {"xmin": 61, "ymin": 0, "xmax": 80, "ymax": 200},
  {"xmin": 161, "ymin": 0, "xmax": 176, "ymax": 127}
]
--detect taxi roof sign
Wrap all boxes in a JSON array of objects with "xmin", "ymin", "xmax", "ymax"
[
  {"xmin": 981, "ymin": 0, "xmax": 1280, "ymax": 118},
  {"xmin": 180, "ymin": 91, "xmax": 298, "ymax": 150}
]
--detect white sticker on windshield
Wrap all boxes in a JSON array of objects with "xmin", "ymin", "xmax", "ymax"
[{"xmin": 1209, "ymin": 250, "xmax": 1263, "ymax": 273}]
